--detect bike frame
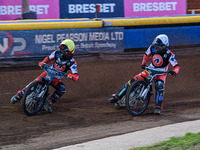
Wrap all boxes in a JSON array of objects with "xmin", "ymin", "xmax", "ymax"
[
  {"xmin": 38, "ymin": 64, "xmax": 68, "ymax": 100},
  {"xmin": 22, "ymin": 64, "xmax": 69, "ymax": 116},
  {"xmin": 125, "ymin": 66, "xmax": 170, "ymax": 116},
  {"xmin": 140, "ymin": 67, "xmax": 168, "ymax": 100}
]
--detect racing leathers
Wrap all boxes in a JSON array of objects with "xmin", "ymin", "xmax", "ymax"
[
  {"xmin": 110, "ymin": 45, "xmax": 180, "ymax": 110},
  {"xmin": 16, "ymin": 50, "xmax": 79, "ymax": 104}
]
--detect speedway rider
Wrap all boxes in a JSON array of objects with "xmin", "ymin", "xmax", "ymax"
[
  {"xmin": 11, "ymin": 39, "xmax": 79, "ymax": 113},
  {"xmin": 109, "ymin": 34, "xmax": 180, "ymax": 114}
]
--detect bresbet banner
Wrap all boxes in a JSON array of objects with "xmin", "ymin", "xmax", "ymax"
[
  {"xmin": 0, "ymin": 27, "xmax": 124, "ymax": 58},
  {"xmin": 0, "ymin": 0, "xmax": 59, "ymax": 20},
  {"xmin": 124, "ymin": 0, "xmax": 186, "ymax": 17},
  {"xmin": 60, "ymin": 0, "xmax": 124, "ymax": 19}
]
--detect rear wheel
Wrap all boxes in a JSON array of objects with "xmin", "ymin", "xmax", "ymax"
[
  {"xmin": 22, "ymin": 81, "xmax": 47, "ymax": 116},
  {"xmin": 125, "ymin": 80, "xmax": 150, "ymax": 116}
]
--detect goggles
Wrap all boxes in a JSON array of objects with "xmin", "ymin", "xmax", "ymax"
[{"xmin": 59, "ymin": 45, "xmax": 72, "ymax": 56}]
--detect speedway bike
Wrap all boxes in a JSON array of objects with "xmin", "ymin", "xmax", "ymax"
[
  {"xmin": 125, "ymin": 67, "xmax": 170, "ymax": 116},
  {"xmin": 21, "ymin": 64, "xmax": 69, "ymax": 116}
]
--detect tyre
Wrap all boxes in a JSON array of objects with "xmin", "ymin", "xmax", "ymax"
[
  {"xmin": 22, "ymin": 81, "xmax": 47, "ymax": 116},
  {"xmin": 125, "ymin": 80, "xmax": 150, "ymax": 116}
]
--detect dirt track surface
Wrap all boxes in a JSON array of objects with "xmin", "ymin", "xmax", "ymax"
[{"xmin": 0, "ymin": 48, "xmax": 200, "ymax": 150}]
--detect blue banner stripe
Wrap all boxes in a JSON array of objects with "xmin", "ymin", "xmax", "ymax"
[{"xmin": 125, "ymin": 26, "xmax": 200, "ymax": 49}]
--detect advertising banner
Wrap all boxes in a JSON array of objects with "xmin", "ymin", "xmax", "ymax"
[
  {"xmin": 0, "ymin": 27, "xmax": 124, "ymax": 59},
  {"xmin": 124, "ymin": 0, "xmax": 186, "ymax": 17},
  {"xmin": 0, "ymin": 0, "xmax": 59, "ymax": 20},
  {"xmin": 60, "ymin": 0, "xmax": 124, "ymax": 19}
]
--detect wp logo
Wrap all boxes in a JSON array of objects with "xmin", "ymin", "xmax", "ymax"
[
  {"xmin": 0, "ymin": 32, "xmax": 13, "ymax": 56},
  {"xmin": 0, "ymin": 32, "xmax": 27, "ymax": 56}
]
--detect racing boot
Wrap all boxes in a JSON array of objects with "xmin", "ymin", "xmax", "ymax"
[
  {"xmin": 43, "ymin": 86, "xmax": 65, "ymax": 113},
  {"xmin": 109, "ymin": 83, "xmax": 129, "ymax": 103},
  {"xmin": 11, "ymin": 94, "xmax": 22, "ymax": 104},
  {"xmin": 154, "ymin": 94, "xmax": 163, "ymax": 115},
  {"xmin": 43, "ymin": 100, "xmax": 53, "ymax": 113},
  {"xmin": 114, "ymin": 95, "xmax": 126, "ymax": 109},
  {"xmin": 11, "ymin": 90, "xmax": 25, "ymax": 104},
  {"xmin": 154, "ymin": 107, "xmax": 162, "ymax": 115},
  {"xmin": 109, "ymin": 79, "xmax": 134, "ymax": 104},
  {"xmin": 154, "ymin": 98, "xmax": 163, "ymax": 115},
  {"xmin": 109, "ymin": 94, "xmax": 119, "ymax": 103}
]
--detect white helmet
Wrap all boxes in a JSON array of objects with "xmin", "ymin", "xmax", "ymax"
[{"xmin": 152, "ymin": 34, "xmax": 169, "ymax": 53}]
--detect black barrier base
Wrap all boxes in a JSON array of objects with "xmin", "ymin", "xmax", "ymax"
[{"xmin": 22, "ymin": 11, "xmax": 37, "ymax": 19}]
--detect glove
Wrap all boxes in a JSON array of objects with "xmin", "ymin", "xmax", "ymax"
[
  {"xmin": 168, "ymin": 70, "xmax": 176, "ymax": 76},
  {"xmin": 68, "ymin": 74, "xmax": 79, "ymax": 81},
  {"xmin": 38, "ymin": 62, "xmax": 45, "ymax": 68},
  {"xmin": 141, "ymin": 64, "xmax": 146, "ymax": 70}
]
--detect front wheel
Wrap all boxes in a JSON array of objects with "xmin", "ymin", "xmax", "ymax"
[
  {"xmin": 125, "ymin": 80, "xmax": 150, "ymax": 116},
  {"xmin": 22, "ymin": 81, "xmax": 47, "ymax": 116}
]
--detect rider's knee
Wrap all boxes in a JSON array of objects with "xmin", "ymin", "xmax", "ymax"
[
  {"xmin": 155, "ymin": 80, "xmax": 164, "ymax": 91},
  {"xmin": 55, "ymin": 82, "xmax": 66, "ymax": 95}
]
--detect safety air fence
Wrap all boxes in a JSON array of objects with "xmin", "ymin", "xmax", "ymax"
[{"xmin": 0, "ymin": 15, "xmax": 200, "ymax": 60}]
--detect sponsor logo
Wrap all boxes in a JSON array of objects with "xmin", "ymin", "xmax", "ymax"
[
  {"xmin": 55, "ymin": 61, "xmax": 66, "ymax": 71},
  {"xmin": 0, "ymin": 5, "xmax": 50, "ymax": 15},
  {"xmin": 68, "ymin": 3, "xmax": 116, "ymax": 13},
  {"xmin": 0, "ymin": 32, "xmax": 13, "ymax": 56},
  {"xmin": 152, "ymin": 54, "xmax": 163, "ymax": 66},
  {"xmin": 0, "ymin": 32, "xmax": 28, "ymax": 56},
  {"xmin": 72, "ymin": 65, "xmax": 77, "ymax": 70},
  {"xmin": 174, "ymin": 67, "xmax": 179, "ymax": 72},
  {"xmin": 133, "ymin": 2, "xmax": 177, "ymax": 12},
  {"xmin": 142, "ymin": 72, "xmax": 146, "ymax": 75},
  {"xmin": 124, "ymin": 0, "xmax": 186, "ymax": 17},
  {"xmin": 152, "ymin": 48, "xmax": 155, "ymax": 53},
  {"xmin": 171, "ymin": 55, "xmax": 175, "ymax": 61}
]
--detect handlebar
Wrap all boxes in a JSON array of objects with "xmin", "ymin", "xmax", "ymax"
[
  {"xmin": 144, "ymin": 66, "xmax": 170, "ymax": 75},
  {"xmin": 41, "ymin": 64, "xmax": 70, "ymax": 78}
]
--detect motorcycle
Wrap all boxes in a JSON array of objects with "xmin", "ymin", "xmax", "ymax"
[
  {"xmin": 21, "ymin": 64, "xmax": 69, "ymax": 116},
  {"xmin": 125, "ymin": 67, "xmax": 170, "ymax": 116}
]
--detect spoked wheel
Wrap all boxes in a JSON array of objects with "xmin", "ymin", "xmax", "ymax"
[
  {"xmin": 22, "ymin": 81, "xmax": 47, "ymax": 116},
  {"xmin": 125, "ymin": 80, "xmax": 150, "ymax": 116}
]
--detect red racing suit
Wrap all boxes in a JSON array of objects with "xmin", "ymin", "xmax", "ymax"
[
  {"xmin": 17, "ymin": 50, "xmax": 79, "ymax": 104},
  {"xmin": 134, "ymin": 45, "xmax": 180, "ymax": 109}
]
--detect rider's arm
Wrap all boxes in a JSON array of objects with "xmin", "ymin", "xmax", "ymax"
[
  {"xmin": 68, "ymin": 58, "xmax": 79, "ymax": 81},
  {"xmin": 39, "ymin": 51, "xmax": 56, "ymax": 67},
  {"xmin": 141, "ymin": 46, "xmax": 151, "ymax": 66},
  {"xmin": 169, "ymin": 52, "xmax": 180, "ymax": 75}
]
